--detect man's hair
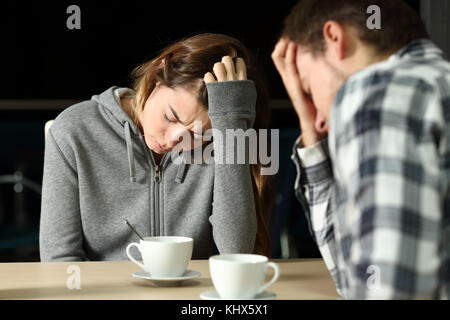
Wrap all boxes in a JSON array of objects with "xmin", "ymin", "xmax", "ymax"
[{"xmin": 283, "ymin": 0, "xmax": 429, "ymax": 56}]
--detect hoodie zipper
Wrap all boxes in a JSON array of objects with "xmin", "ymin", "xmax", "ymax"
[
  {"xmin": 137, "ymin": 133, "xmax": 166, "ymax": 238},
  {"xmin": 154, "ymin": 165, "xmax": 161, "ymax": 183},
  {"xmin": 151, "ymin": 152, "xmax": 168, "ymax": 237},
  {"xmin": 141, "ymin": 132, "xmax": 167, "ymax": 236},
  {"xmin": 154, "ymin": 164, "xmax": 161, "ymax": 236}
]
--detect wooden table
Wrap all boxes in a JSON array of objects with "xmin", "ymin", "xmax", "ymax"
[{"xmin": 0, "ymin": 258, "xmax": 340, "ymax": 300}]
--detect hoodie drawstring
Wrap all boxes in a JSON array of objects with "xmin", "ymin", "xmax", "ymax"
[
  {"xmin": 124, "ymin": 122, "xmax": 136, "ymax": 183},
  {"xmin": 175, "ymin": 162, "xmax": 188, "ymax": 184}
]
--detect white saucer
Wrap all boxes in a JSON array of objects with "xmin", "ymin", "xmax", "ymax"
[
  {"xmin": 200, "ymin": 290, "xmax": 276, "ymax": 300},
  {"xmin": 132, "ymin": 269, "xmax": 201, "ymax": 286}
]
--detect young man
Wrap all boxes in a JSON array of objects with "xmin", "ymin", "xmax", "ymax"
[{"xmin": 272, "ymin": 0, "xmax": 450, "ymax": 299}]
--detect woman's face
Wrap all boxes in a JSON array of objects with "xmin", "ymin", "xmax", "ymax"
[{"xmin": 139, "ymin": 84, "xmax": 212, "ymax": 155}]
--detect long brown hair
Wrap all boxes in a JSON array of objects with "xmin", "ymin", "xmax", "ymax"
[{"xmin": 130, "ymin": 33, "xmax": 274, "ymax": 257}]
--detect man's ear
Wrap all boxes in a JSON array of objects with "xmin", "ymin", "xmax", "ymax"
[
  {"xmin": 323, "ymin": 21, "xmax": 346, "ymax": 60},
  {"xmin": 314, "ymin": 110, "xmax": 329, "ymax": 133}
]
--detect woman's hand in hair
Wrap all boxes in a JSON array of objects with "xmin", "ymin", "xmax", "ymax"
[
  {"xmin": 204, "ymin": 56, "xmax": 247, "ymax": 83},
  {"xmin": 271, "ymin": 38, "xmax": 325, "ymax": 147}
]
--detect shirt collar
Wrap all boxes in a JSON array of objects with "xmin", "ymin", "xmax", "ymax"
[{"xmin": 388, "ymin": 38, "xmax": 444, "ymax": 63}]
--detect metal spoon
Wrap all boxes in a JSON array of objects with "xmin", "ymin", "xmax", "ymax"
[{"xmin": 121, "ymin": 217, "xmax": 144, "ymax": 241}]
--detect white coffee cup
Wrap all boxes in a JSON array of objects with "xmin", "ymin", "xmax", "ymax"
[
  {"xmin": 126, "ymin": 236, "xmax": 193, "ymax": 278},
  {"xmin": 209, "ymin": 254, "xmax": 280, "ymax": 299}
]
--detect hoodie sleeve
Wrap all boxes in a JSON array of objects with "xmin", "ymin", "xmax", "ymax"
[
  {"xmin": 206, "ymin": 80, "xmax": 257, "ymax": 254},
  {"xmin": 39, "ymin": 127, "xmax": 87, "ymax": 261}
]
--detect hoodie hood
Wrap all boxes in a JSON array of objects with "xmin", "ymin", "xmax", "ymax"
[{"xmin": 92, "ymin": 86, "xmax": 141, "ymax": 136}]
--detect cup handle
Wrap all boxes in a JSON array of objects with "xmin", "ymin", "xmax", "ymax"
[
  {"xmin": 258, "ymin": 262, "xmax": 280, "ymax": 294},
  {"xmin": 126, "ymin": 242, "xmax": 145, "ymax": 270}
]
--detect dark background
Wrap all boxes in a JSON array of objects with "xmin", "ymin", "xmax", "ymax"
[
  {"xmin": 0, "ymin": 0, "xmax": 423, "ymax": 261},
  {"xmin": 0, "ymin": 0, "xmax": 299, "ymax": 100}
]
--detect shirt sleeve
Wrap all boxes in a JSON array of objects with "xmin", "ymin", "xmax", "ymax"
[{"xmin": 291, "ymin": 136, "xmax": 344, "ymax": 297}]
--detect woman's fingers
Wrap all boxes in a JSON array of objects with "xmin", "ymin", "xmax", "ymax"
[
  {"xmin": 221, "ymin": 56, "xmax": 236, "ymax": 81},
  {"xmin": 203, "ymin": 72, "xmax": 216, "ymax": 83},
  {"xmin": 213, "ymin": 62, "xmax": 227, "ymax": 82},
  {"xmin": 235, "ymin": 57, "xmax": 247, "ymax": 80},
  {"xmin": 208, "ymin": 56, "xmax": 246, "ymax": 82}
]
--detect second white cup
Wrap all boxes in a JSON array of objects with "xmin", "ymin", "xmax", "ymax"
[
  {"xmin": 209, "ymin": 254, "xmax": 280, "ymax": 299},
  {"xmin": 126, "ymin": 236, "xmax": 193, "ymax": 278}
]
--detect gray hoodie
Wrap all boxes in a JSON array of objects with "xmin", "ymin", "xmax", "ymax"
[{"xmin": 39, "ymin": 80, "xmax": 257, "ymax": 261}]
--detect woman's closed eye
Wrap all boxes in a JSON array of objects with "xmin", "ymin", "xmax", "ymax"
[{"xmin": 164, "ymin": 113, "xmax": 177, "ymax": 123}]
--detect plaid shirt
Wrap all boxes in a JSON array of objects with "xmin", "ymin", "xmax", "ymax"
[{"xmin": 291, "ymin": 39, "xmax": 450, "ymax": 299}]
